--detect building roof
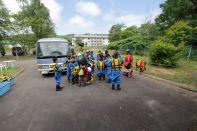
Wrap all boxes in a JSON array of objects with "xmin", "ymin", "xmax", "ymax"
[
  {"xmin": 74, "ymin": 34, "xmax": 108, "ymax": 38},
  {"xmin": 37, "ymin": 38, "xmax": 68, "ymax": 43}
]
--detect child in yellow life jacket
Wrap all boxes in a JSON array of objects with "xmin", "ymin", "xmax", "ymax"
[
  {"xmin": 111, "ymin": 52, "xmax": 123, "ymax": 90},
  {"xmin": 52, "ymin": 58, "xmax": 63, "ymax": 91},
  {"xmin": 69, "ymin": 57, "xmax": 79, "ymax": 85},
  {"xmin": 136, "ymin": 59, "xmax": 146, "ymax": 72},
  {"xmin": 96, "ymin": 53, "xmax": 106, "ymax": 80}
]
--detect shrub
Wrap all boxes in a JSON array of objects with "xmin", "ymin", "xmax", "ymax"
[
  {"xmin": 149, "ymin": 40, "xmax": 183, "ymax": 67},
  {"xmin": 107, "ymin": 35, "xmax": 148, "ymax": 49}
]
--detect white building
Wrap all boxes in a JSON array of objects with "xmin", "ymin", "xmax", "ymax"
[{"xmin": 72, "ymin": 34, "xmax": 110, "ymax": 47}]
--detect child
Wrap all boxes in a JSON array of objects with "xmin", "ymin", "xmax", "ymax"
[
  {"xmin": 104, "ymin": 54, "xmax": 112, "ymax": 83},
  {"xmin": 78, "ymin": 56, "xmax": 89, "ymax": 87},
  {"xmin": 123, "ymin": 49, "xmax": 133, "ymax": 78},
  {"xmin": 53, "ymin": 58, "xmax": 63, "ymax": 91},
  {"xmin": 69, "ymin": 57, "xmax": 79, "ymax": 85},
  {"xmin": 66, "ymin": 55, "xmax": 71, "ymax": 83},
  {"xmin": 96, "ymin": 53, "xmax": 106, "ymax": 80},
  {"xmin": 111, "ymin": 52, "xmax": 123, "ymax": 90}
]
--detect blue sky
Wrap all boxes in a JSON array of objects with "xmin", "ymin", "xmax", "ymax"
[{"xmin": 4, "ymin": 0, "xmax": 164, "ymax": 35}]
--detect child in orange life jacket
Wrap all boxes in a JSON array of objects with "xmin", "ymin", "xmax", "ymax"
[
  {"xmin": 52, "ymin": 58, "xmax": 63, "ymax": 91},
  {"xmin": 96, "ymin": 53, "xmax": 106, "ymax": 80},
  {"xmin": 136, "ymin": 59, "xmax": 146, "ymax": 72},
  {"xmin": 111, "ymin": 52, "xmax": 123, "ymax": 90},
  {"xmin": 123, "ymin": 49, "xmax": 133, "ymax": 78},
  {"xmin": 69, "ymin": 57, "xmax": 79, "ymax": 85}
]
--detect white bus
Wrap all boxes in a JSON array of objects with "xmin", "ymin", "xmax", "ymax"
[{"xmin": 36, "ymin": 38, "xmax": 70, "ymax": 75}]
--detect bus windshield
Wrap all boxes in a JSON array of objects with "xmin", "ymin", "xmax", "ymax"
[{"xmin": 37, "ymin": 42, "xmax": 69, "ymax": 58}]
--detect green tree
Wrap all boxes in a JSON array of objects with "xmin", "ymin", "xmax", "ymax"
[
  {"xmin": 109, "ymin": 24, "xmax": 124, "ymax": 42},
  {"xmin": 16, "ymin": 0, "xmax": 56, "ymax": 40},
  {"xmin": 76, "ymin": 38, "xmax": 84, "ymax": 51},
  {"xmin": 149, "ymin": 39, "xmax": 183, "ymax": 67},
  {"xmin": 121, "ymin": 26, "xmax": 139, "ymax": 39},
  {"xmin": 165, "ymin": 21, "xmax": 193, "ymax": 46},
  {"xmin": 155, "ymin": 0, "xmax": 197, "ymax": 31},
  {"xmin": 139, "ymin": 22, "xmax": 159, "ymax": 41},
  {"xmin": 0, "ymin": 0, "xmax": 11, "ymax": 41},
  {"xmin": 9, "ymin": 0, "xmax": 56, "ymax": 54}
]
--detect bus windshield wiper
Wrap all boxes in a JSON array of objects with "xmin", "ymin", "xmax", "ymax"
[
  {"xmin": 38, "ymin": 55, "xmax": 67, "ymax": 59},
  {"xmin": 38, "ymin": 55, "xmax": 58, "ymax": 59}
]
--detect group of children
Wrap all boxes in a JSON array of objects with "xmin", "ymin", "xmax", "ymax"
[{"xmin": 53, "ymin": 49, "xmax": 135, "ymax": 91}]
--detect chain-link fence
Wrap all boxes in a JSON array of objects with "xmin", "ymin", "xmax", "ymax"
[
  {"xmin": 118, "ymin": 43, "xmax": 149, "ymax": 55},
  {"xmin": 117, "ymin": 44, "xmax": 197, "ymax": 61}
]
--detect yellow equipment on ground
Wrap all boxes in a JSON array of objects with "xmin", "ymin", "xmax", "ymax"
[{"xmin": 0, "ymin": 74, "xmax": 12, "ymax": 82}]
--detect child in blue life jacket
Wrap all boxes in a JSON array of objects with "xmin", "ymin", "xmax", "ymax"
[
  {"xmin": 96, "ymin": 53, "xmax": 106, "ymax": 81},
  {"xmin": 104, "ymin": 50, "xmax": 112, "ymax": 83},
  {"xmin": 66, "ymin": 55, "xmax": 71, "ymax": 83},
  {"xmin": 111, "ymin": 52, "xmax": 123, "ymax": 90},
  {"xmin": 53, "ymin": 58, "xmax": 63, "ymax": 91},
  {"xmin": 69, "ymin": 57, "xmax": 79, "ymax": 85}
]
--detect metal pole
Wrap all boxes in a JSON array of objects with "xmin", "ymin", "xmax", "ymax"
[{"xmin": 187, "ymin": 45, "xmax": 192, "ymax": 61}]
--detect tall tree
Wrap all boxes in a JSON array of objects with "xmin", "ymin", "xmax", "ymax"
[
  {"xmin": 16, "ymin": 0, "xmax": 56, "ymax": 40},
  {"xmin": 109, "ymin": 24, "xmax": 125, "ymax": 42},
  {"xmin": 139, "ymin": 22, "xmax": 159, "ymax": 41},
  {"xmin": 155, "ymin": 0, "xmax": 197, "ymax": 31},
  {"xmin": 0, "ymin": 0, "xmax": 11, "ymax": 41},
  {"xmin": 121, "ymin": 26, "xmax": 139, "ymax": 39},
  {"xmin": 165, "ymin": 21, "xmax": 193, "ymax": 46},
  {"xmin": 76, "ymin": 38, "xmax": 84, "ymax": 51}
]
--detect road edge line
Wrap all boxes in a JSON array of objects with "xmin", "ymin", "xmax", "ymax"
[
  {"xmin": 13, "ymin": 67, "xmax": 24, "ymax": 77},
  {"xmin": 133, "ymin": 70, "xmax": 197, "ymax": 92}
]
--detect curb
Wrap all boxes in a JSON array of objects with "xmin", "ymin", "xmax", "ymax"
[
  {"xmin": 13, "ymin": 68, "xmax": 25, "ymax": 78},
  {"xmin": 133, "ymin": 70, "xmax": 197, "ymax": 92}
]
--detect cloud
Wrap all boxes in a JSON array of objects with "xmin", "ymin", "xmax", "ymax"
[
  {"xmin": 3, "ymin": 0, "xmax": 63, "ymax": 33},
  {"xmin": 117, "ymin": 14, "xmax": 146, "ymax": 27},
  {"xmin": 102, "ymin": 13, "xmax": 115, "ymax": 21},
  {"xmin": 68, "ymin": 15, "xmax": 93, "ymax": 29},
  {"xmin": 66, "ymin": 15, "xmax": 93, "ymax": 32},
  {"xmin": 41, "ymin": 0, "xmax": 63, "ymax": 23},
  {"xmin": 3, "ymin": 0, "xmax": 21, "ymax": 13},
  {"xmin": 75, "ymin": 1, "xmax": 101, "ymax": 17},
  {"xmin": 41, "ymin": 0, "xmax": 64, "ymax": 30}
]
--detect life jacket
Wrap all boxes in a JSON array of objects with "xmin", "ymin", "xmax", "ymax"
[
  {"xmin": 136, "ymin": 60, "xmax": 141, "ymax": 67},
  {"xmin": 72, "ymin": 66, "xmax": 80, "ymax": 75},
  {"xmin": 97, "ymin": 61, "xmax": 105, "ymax": 70},
  {"xmin": 124, "ymin": 54, "xmax": 133, "ymax": 66},
  {"xmin": 112, "ymin": 58, "xmax": 122, "ymax": 70},
  {"xmin": 140, "ymin": 61, "xmax": 146, "ymax": 72},
  {"xmin": 52, "ymin": 63, "xmax": 59, "ymax": 74}
]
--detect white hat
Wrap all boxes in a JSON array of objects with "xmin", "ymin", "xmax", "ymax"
[
  {"xmin": 77, "ymin": 53, "xmax": 82, "ymax": 56},
  {"xmin": 88, "ymin": 67, "xmax": 92, "ymax": 72}
]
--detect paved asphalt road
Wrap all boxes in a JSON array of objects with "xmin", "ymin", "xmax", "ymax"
[{"xmin": 0, "ymin": 60, "xmax": 197, "ymax": 131}]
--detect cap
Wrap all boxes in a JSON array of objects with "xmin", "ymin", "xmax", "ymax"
[
  {"xmin": 126, "ymin": 49, "xmax": 130, "ymax": 52},
  {"xmin": 77, "ymin": 53, "xmax": 82, "ymax": 56}
]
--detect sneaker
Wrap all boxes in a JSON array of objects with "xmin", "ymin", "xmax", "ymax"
[
  {"xmin": 117, "ymin": 85, "xmax": 121, "ymax": 90},
  {"xmin": 98, "ymin": 76, "xmax": 101, "ymax": 81},
  {"xmin": 56, "ymin": 88, "xmax": 63, "ymax": 91},
  {"xmin": 112, "ymin": 85, "xmax": 115, "ymax": 90}
]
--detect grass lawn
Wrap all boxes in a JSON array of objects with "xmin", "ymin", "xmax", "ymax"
[
  {"xmin": 133, "ymin": 55, "xmax": 197, "ymax": 87},
  {"xmin": 1, "ymin": 67, "xmax": 23, "ymax": 76},
  {"xmin": 0, "ymin": 55, "xmax": 36, "ymax": 61}
]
